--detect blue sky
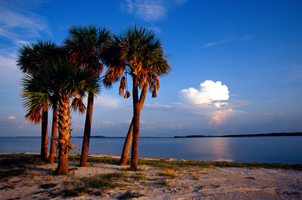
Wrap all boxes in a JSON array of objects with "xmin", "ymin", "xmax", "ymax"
[{"xmin": 0, "ymin": 0, "xmax": 302, "ymax": 137}]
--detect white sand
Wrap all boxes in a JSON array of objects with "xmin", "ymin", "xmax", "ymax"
[{"xmin": 0, "ymin": 154, "xmax": 301, "ymax": 199}]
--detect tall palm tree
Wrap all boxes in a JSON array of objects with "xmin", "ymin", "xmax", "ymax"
[
  {"xmin": 64, "ymin": 24, "xmax": 111, "ymax": 167},
  {"xmin": 22, "ymin": 56, "xmax": 99, "ymax": 174},
  {"xmin": 17, "ymin": 40, "xmax": 65, "ymax": 160},
  {"xmin": 118, "ymin": 69, "xmax": 169, "ymax": 166},
  {"xmin": 102, "ymin": 25, "xmax": 171, "ymax": 169},
  {"xmin": 118, "ymin": 82, "xmax": 148, "ymax": 165}
]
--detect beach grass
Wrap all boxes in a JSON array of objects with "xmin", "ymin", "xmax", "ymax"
[
  {"xmin": 0, "ymin": 153, "xmax": 45, "ymax": 179},
  {"xmin": 0, "ymin": 168, "xmax": 26, "ymax": 179},
  {"xmin": 1, "ymin": 153, "xmax": 301, "ymax": 199},
  {"xmin": 0, "ymin": 153, "xmax": 45, "ymax": 169},
  {"xmin": 211, "ymin": 161, "xmax": 302, "ymax": 171},
  {"xmin": 80, "ymin": 155, "xmax": 302, "ymax": 171},
  {"xmin": 0, "ymin": 153, "xmax": 301, "ymax": 181},
  {"xmin": 82, "ymin": 172, "xmax": 127, "ymax": 189},
  {"xmin": 118, "ymin": 191, "xmax": 144, "ymax": 200},
  {"xmin": 72, "ymin": 154, "xmax": 302, "ymax": 171}
]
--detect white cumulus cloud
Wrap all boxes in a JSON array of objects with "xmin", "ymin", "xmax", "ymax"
[
  {"xmin": 146, "ymin": 80, "xmax": 249, "ymax": 125},
  {"xmin": 180, "ymin": 80, "xmax": 229, "ymax": 107}
]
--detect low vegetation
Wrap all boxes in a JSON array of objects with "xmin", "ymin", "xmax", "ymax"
[
  {"xmin": 81, "ymin": 172, "xmax": 127, "ymax": 189},
  {"xmin": 1, "ymin": 153, "xmax": 302, "ymax": 198},
  {"xmin": 118, "ymin": 191, "xmax": 144, "ymax": 200},
  {"xmin": 159, "ymin": 169, "xmax": 178, "ymax": 179},
  {"xmin": 1, "ymin": 153, "xmax": 301, "ymax": 181},
  {"xmin": 0, "ymin": 169, "xmax": 26, "ymax": 179},
  {"xmin": 0, "ymin": 154, "xmax": 45, "ymax": 169},
  {"xmin": 0, "ymin": 154, "xmax": 44, "ymax": 180}
]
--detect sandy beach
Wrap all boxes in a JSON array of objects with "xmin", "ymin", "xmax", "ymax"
[{"xmin": 0, "ymin": 154, "xmax": 301, "ymax": 200}]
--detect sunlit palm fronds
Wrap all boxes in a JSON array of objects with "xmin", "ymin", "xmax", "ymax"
[
  {"xmin": 101, "ymin": 24, "xmax": 172, "ymax": 169},
  {"xmin": 64, "ymin": 24, "xmax": 111, "ymax": 77}
]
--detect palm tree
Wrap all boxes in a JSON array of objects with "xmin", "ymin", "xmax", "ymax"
[
  {"xmin": 17, "ymin": 40, "xmax": 65, "ymax": 161},
  {"xmin": 119, "ymin": 71, "xmax": 165, "ymax": 165},
  {"xmin": 118, "ymin": 68, "xmax": 170, "ymax": 166},
  {"xmin": 22, "ymin": 56, "xmax": 99, "ymax": 175},
  {"xmin": 48, "ymin": 87, "xmax": 86, "ymax": 164},
  {"xmin": 102, "ymin": 25, "xmax": 171, "ymax": 169},
  {"xmin": 118, "ymin": 82, "xmax": 148, "ymax": 165},
  {"xmin": 64, "ymin": 24, "xmax": 111, "ymax": 167},
  {"xmin": 49, "ymin": 100, "xmax": 58, "ymax": 163}
]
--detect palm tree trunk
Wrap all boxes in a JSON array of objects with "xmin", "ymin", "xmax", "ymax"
[
  {"xmin": 56, "ymin": 97, "xmax": 71, "ymax": 175},
  {"xmin": 49, "ymin": 106, "xmax": 58, "ymax": 163},
  {"xmin": 131, "ymin": 76, "xmax": 140, "ymax": 169},
  {"xmin": 119, "ymin": 119, "xmax": 133, "ymax": 165},
  {"xmin": 41, "ymin": 107, "xmax": 48, "ymax": 160},
  {"xmin": 119, "ymin": 83, "xmax": 148, "ymax": 166},
  {"xmin": 80, "ymin": 91, "xmax": 94, "ymax": 167}
]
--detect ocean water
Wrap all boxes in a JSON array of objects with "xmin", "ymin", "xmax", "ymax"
[{"xmin": 0, "ymin": 136, "xmax": 301, "ymax": 164}]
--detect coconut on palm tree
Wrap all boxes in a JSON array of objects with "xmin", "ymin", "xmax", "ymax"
[
  {"xmin": 17, "ymin": 40, "xmax": 66, "ymax": 161},
  {"xmin": 102, "ymin": 25, "xmax": 171, "ymax": 169},
  {"xmin": 22, "ymin": 56, "xmax": 99, "ymax": 174},
  {"xmin": 64, "ymin": 24, "xmax": 111, "ymax": 167}
]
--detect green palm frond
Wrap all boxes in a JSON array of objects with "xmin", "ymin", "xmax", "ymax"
[
  {"xmin": 21, "ymin": 91, "xmax": 49, "ymax": 124},
  {"xmin": 17, "ymin": 40, "xmax": 66, "ymax": 74},
  {"xmin": 102, "ymin": 24, "xmax": 171, "ymax": 98},
  {"xmin": 21, "ymin": 55, "xmax": 99, "ymax": 123},
  {"xmin": 64, "ymin": 24, "xmax": 111, "ymax": 77}
]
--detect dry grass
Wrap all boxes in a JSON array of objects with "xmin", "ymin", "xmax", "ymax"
[
  {"xmin": 1, "ymin": 153, "xmax": 302, "ymax": 199},
  {"xmin": 159, "ymin": 169, "xmax": 178, "ymax": 179}
]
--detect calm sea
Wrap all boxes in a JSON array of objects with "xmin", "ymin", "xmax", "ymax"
[{"xmin": 0, "ymin": 136, "xmax": 301, "ymax": 164}]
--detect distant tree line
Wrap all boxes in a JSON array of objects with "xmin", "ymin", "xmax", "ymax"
[{"xmin": 174, "ymin": 132, "xmax": 302, "ymax": 138}]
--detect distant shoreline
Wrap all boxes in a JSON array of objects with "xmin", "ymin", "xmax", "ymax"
[
  {"xmin": 2, "ymin": 132, "xmax": 302, "ymax": 138},
  {"xmin": 174, "ymin": 132, "xmax": 302, "ymax": 138}
]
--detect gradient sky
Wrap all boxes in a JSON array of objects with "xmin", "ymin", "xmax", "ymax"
[{"xmin": 0, "ymin": 0, "xmax": 302, "ymax": 137}]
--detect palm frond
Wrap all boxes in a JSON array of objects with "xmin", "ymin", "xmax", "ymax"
[
  {"xmin": 21, "ymin": 91, "xmax": 49, "ymax": 124},
  {"xmin": 149, "ymin": 76, "xmax": 160, "ymax": 98},
  {"xmin": 71, "ymin": 97, "xmax": 86, "ymax": 114},
  {"xmin": 124, "ymin": 91, "xmax": 131, "ymax": 99},
  {"xmin": 101, "ymin": 24, "xmax": 171, "ymax": 98},
  {"xmin": 119, "ymin": 76, "xmax": 126, "ymax": 96},
  {"xmin": 64, "ymin": 24, "xmax": 111, "ymax": 77},
  {"xmin": 17, "ymin": 40, "xmax": 65, "ymax": 74}
]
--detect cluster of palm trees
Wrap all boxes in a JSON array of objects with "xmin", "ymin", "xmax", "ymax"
[{"xmin": 18, "ymin": 24, "xmax": 171, "ymax": 174}]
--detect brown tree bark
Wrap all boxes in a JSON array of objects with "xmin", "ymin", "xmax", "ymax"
[
  {"xmin": 56, "ymin": 145, "xmax": 69, "ymax": 175},
  {"xmin": 119, "ymin": 83, "xmax": 148, "ymax": 166},
  {"xmin": 131, "ymin": 76, "xmax": 140, "ymax": 169},
  {"xmin": 41, "ymin": 107, "xmax": 48, "ymax": 160},
  {"xmin": 49, "ymin": 106, "xmax": 58, "ymax": 163},
  {"xmin": 119, "ymin": 120, "xmax": 133, "ymax": 165},
  {"xmin": 55, "ymin": 97, "xmax": 71, "ymax": 175},
  {"xmin": 80, "ymin": 92, "xmax": 94, "ymax": 167}
]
